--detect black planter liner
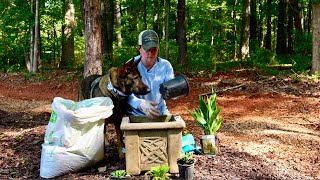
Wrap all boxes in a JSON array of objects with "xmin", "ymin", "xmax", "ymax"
[
  {"xmin": 160, "ymin": 74, "xmax": 190, "ymax": 100},
  {"xmin": 177, "ymin": 162, "xmax": 195, "ymax": 180}
]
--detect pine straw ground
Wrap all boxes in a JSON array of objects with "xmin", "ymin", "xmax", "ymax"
[{"xmin": 0, "ymin": 70, "xmax": 319, "ymax": 179}]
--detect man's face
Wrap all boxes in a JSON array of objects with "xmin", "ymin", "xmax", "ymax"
[{"xmin": 139, "ymin": 46, "xmax": 159, "ymax": 64}]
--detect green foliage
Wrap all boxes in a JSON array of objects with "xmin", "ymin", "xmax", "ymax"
[
  {"xmin": 294, "ymin": 32, "xmax": 312, "ymax": 56},
  {"xmin": 183, "ymin": 130, "xmax": 190, "ymax": 135},
  {"xmin": 145, "ymin": 164, "xmax": 171, "ymax": 180},
  {"xmin": 112, "ymin": 46, "xmax": 138, "ymax": 67},
  {"xmin": 290, "ymin": 71, "xmax": 320, "ymax": 83},
  {"xmin": 189, "ymin": 90, "xmax": 223, "ymax": 135},
  {"xmin": 215, "ymin": 60, "xmax": 252, "ymax": 73},
  {"xmin": 312, "ymin": 0, "xmax": 320, "ymax": 4},
  {"xmin": 292, "ymin": 74, "xmax": 302, "ymax": 83},
  {"xmin": 248, "ymin": 48, "xmax": 276, "ymax": 68},
  {"xmin": 311, "ymin": 71, "xmax": 320, "ymax": 82},
  {"xmin": 74, "ymin": 35, "xmax": 85, "ymax": 68},
  {"xmin": 0, "ymin": 0, "xmax": 315, "ymax": 76},
  {"xmin": 65, "ymin": 72, "xmax": 77, "ymax": 81},
  {"xmin": 110, "ymin": 170, "xmax": 129, "ymax": 178},
  {"xmin": 291, "ymin": 55, "xmax": 312, "ymax": 73},
  {"xmin": 177, "ymin": 152, "xmax": 195, "ymax": 165},
  {"xmin": 24, "ymin": 72, "xmax": 47, "ymax": 81},
  {"xmin": 24, "ymin": 73, "xmax": 33, "ymax": 81},
  {"xmin": 0, "ymin": 0, "xmax": 31, "ymax": 69},
  {"xmin": 7, "ymin": 64, "xmax": 23, "ymax": 72}
]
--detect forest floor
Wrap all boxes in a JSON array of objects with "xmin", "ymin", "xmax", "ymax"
[{"xmin": 0, "ymin": 70, "xmax": 319, "ymax": 180}]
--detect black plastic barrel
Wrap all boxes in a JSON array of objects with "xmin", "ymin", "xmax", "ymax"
[{"xmin": 159, "ymin": 74, "xmax": 190, "ymax": 100}]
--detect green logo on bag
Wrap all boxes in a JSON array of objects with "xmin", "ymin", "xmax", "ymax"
[
  {"xmin": 50, "ymin": 111, "xmax": 57, "ymax": 123},
  {"xmin": 47, "ymin": 131, "xmax": 54, "ymax": 144}
]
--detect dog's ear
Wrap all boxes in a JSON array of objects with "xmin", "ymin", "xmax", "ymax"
[
  {"xmin": 118, "ymin": 59, "xmax": 132, "ymax": 76},
  {"xmin": 133, "ymin": 58, "xmax": 140, "ymax": 67},
  {"xmin": 128, "ymin": 58, "xmax": 135, "ymax": 67}
]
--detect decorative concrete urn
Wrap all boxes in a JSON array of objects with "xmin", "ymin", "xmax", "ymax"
[{"xmin": 120, "ymin": 114, "xmax": 186, "ymax": 175}]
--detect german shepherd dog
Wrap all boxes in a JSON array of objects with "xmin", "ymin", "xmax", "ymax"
[{"xmin": 78, "ymin": 58, "xmax": 150, "ymax": 159}]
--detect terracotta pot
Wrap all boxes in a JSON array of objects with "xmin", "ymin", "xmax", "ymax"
[{"xmin": 201, "ymin": 135, "xmax": 219, "ymax": 156}]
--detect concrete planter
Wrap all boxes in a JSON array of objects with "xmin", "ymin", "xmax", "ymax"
[{"xmin": 120, "ymin": 114, "xmax": 186, "ymax": 175}]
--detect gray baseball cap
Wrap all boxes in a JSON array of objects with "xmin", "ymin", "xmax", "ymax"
[{"xmin": 138, "ymin": 30, "xmax": 159, "ymax": 51}]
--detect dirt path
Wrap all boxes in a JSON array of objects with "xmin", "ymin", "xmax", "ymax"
[{"xmin": 0, "ymin": 71, "xmax": 319, "ymax": 179}]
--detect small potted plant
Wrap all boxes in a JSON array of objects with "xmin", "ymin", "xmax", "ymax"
[
  {"xmin": 110, "ymin": 170, "xmax": 130, "ymax": 180},
  {"xmin": 177, "ymin": 152, "xmax": 195, "ymax": 180},
  {"xmin": 189, "ymin": 90, "xmax": 223, "ymax": 156},
  {"xmin": 145, "ymin": 164, "xmax": 171, "ymax": 180}
]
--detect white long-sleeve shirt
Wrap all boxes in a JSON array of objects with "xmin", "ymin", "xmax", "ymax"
[{"xmin": 127, "ymin": 55, "xmax": 174, "ymax": 115}]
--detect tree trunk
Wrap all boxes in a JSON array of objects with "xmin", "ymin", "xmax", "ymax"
[
  {"xmin": 276, "ymin": 0, "xmax": 287, "ymax": 55},
  {"xmin": 101, "ymin": 0, "xmax": 107, "ymax": 58},
  {"xmin": 161, "ymin": 0, "xmax": 165, "ymax": 40},
  {"xmin": 177, "ymin": 0, "xmax": 187, "ymax": 65},
  {"xmin": 265, "ymin": 0, "xmax": 272, "ymax": 50},
  {"xmin": 83, "ymin": 0, "xmax": 103, "ymax": 77},
  {"xmin": 257, "ymin": 0, "xmax": 263, "ymax": 47},
  {"xmin": 312, "ymin": 3, "xmax": 320, "ymax": 73},
  {"xmin": 115, "ymin": 0, "xmax": 122, "ymax": 47},
  {"xmin": 233, "ymin": 0, "xmax": 237, "ymax": 60},
  {"xmin": 101, "ymin": 0, "xmax": 114, "ymax": 62},
  {"xmin": 61, "ymin": 0, "xmax": 75, "ymax": 69},
  {"xmin": 28, "ymin": 0, "xmax": 34, "ymax": 72},
  {"xmin": 32, "ymin": 0, "xmax": 40, "ymax": 73},
  {"xmin": 153, "ymin": 0, "xmax": 159, "ymax": 35},
  {"xmin": 165, "ymin": 0, "xmax": 170, "ymax": 59},
  {"xmin": 290, "ymin": 0, "xmax": 303, "ymax": 33},
  {"xmin": 250, "ymin": 0, "xmax": 257, "ymax": 41},
  {"xmin": 288, "ymin": 8, "xmax": 293, "ymax": 54},
  {"xmin": 307, "ymin": 1, "xmax": 312, "ymax": 33},
  {"xmin": 240, "ymin": 0, "xmax": 250, "ymax": 59},
  {"xmin": 53, "ymin": 27, "xmax": 57, "ymax": 66}
]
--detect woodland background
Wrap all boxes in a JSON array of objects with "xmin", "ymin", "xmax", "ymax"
[{"xmin": 0, "ymin": 0, "xmax": 320, "ymax": 76}]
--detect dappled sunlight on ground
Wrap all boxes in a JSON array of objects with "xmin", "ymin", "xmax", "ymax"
[{"xmin": 0, "ymin": 71, "xmax": 319, "ymax": 179}]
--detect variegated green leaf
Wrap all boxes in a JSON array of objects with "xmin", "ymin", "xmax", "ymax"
[
  {"xmin": 212, "ymin": 117, "xmax": 223, "ymax": 134},
  {"xmin": 199, "ymin": 95, "xmax": 208, "ymax": 120},
  {"xmin": 189, "ymin": 90, "xmax": 223, "ymax": 135}
]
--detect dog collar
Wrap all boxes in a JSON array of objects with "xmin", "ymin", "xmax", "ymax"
[
  {"xmin": 90, "ymin": 77, "xmax": 102, "ymax": 99},
  {"xmin": 107, "ymin": 77, "xmax": 129, "ymax": 98}
]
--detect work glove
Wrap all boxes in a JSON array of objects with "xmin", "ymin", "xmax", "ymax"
[{"xmin": 140, "ymin": 100, "xmax": 160, "ymax": 119}]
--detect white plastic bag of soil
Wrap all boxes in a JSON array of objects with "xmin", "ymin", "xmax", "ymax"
[{"xmin": 40, "ymin": 97, "xmax": 114, "ymax": 179}]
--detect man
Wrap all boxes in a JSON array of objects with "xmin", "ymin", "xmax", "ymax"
[{"xmin": 127, "ymin": 30, "xmax": 174, "ymax": 118}]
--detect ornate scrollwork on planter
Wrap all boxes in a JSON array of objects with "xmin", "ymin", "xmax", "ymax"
[{"xmin": 139, "ymin": 137, "xmax": 168, "ymax": 164}]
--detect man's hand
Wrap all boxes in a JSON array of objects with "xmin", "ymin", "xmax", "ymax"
[{"xmin": 140, "ymin": 101, "xmax": 160, "ymax": 118}]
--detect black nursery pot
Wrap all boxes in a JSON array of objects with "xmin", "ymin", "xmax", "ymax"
[
  {"xmin": 159, "ymin": 74, "xmax": 190, "ymax": 100},
  {"xmin": 110, "ymin": 177, "xmax": 129, "ymax": 180},
  {"xmin": 178, "ymin": 162, "xmax": 195, "ymax": 180}
]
